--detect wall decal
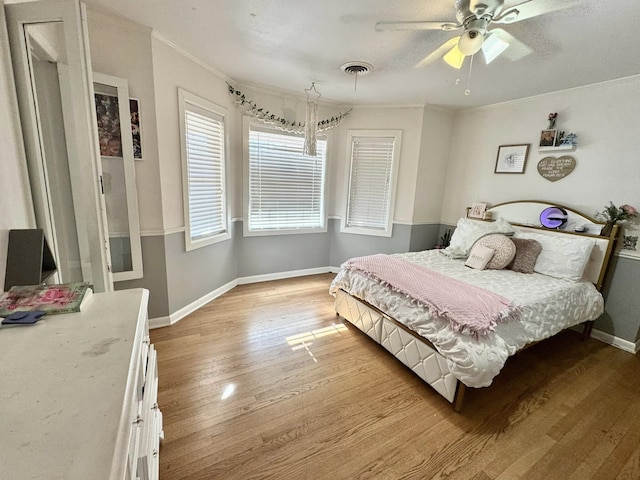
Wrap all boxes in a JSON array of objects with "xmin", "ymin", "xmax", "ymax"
[{"xmin": 537, "ymin": 155, "xmax": 576, "ymax": 182}]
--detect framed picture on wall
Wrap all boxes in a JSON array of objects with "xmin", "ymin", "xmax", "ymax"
[
  {"xmin": 129, "ymin": 98, "xmax": 143, "ymax": 160},
  {"xmin": 94, "ymin": 93, "xmax": 122, "ymax": 157},
  {"xmin": 494, "ymin": 144, "xmax": 530, "ymax": 174}
]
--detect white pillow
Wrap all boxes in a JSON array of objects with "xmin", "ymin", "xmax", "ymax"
[
  {"xmin": 513, "ymin": 231, "xmax": 595, "ymax": 281},
  {"xmin": 465, "ymin": 244, "xmax": 495, "ymax": 270},
  {"xmin": 474, "ymin": 234, "xmax": 517, "ymax": 269},
  {"xmin": 443, "ymin": 217, "xmax": 515, "ymax": 259}
]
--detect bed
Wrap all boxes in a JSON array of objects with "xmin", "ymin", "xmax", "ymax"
[{"xmin": 330, "ymin": 201, "xmax": 619, "ymax": 411}]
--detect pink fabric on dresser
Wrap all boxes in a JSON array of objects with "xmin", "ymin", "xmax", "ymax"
[{"xmin": 344, "ymin": 254, "xmax": 520, "ymax": 335}]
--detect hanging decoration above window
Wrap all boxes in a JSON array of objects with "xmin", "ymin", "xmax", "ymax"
[
  {"xmin": 227, "ymin": 83, "xmax": 351, "ymax": 140},
  {"xmin": 303, "ymin": 83, "xmax": 320, "ymax": 156}
]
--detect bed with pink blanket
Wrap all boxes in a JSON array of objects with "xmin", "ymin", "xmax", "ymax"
[{"xmin": 330, "ymin": 201, "xmax": 618, "ymax": 411}]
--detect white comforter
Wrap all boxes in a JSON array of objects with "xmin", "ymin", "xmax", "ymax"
[{"xmin": 329, "ymin": 250, "xmax": 604, "ymax": 388}]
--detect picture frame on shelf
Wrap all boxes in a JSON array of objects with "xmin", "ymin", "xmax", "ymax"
[
  {"xmin": 539, "ymin": 129, "xmax": 557, "ymax": 147},
  {"xmin": 494, "ymin": 144, "xmax": 530, "ymax": 174},
  {"xmin": 617, "ymin": 222, "xmax": 640, "ymax": 260},
  {"xmin": 468, "ymin": 202, "xmax": 487, "ymax": 219}
]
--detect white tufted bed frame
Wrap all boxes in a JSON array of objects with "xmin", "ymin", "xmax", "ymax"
[{"xmin": 334, "ymin": 201, "xmax": 619, "ymax": 412}]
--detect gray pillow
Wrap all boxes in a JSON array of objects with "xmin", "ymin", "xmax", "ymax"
[{"xmin": 508, "ymin": 238, "xmax": 543, "ymax": 274}]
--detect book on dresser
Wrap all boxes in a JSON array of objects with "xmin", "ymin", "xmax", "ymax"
[{"xmin": 0, "ymin": 282, "xmax": 93, "ymax": 316}]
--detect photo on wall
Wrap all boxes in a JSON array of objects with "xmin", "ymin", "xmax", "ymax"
[
  {"xmin": 94, "ymin": 93, "xmax": 122, "ymax": 157},
  {"xmin": 129, "ymin": 98, "xmax": 143, "ymax": 160}
]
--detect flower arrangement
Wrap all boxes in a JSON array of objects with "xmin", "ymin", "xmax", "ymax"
[{"xmin": 595, "ymin": 202, "xmax": 638, "ymax": 224}]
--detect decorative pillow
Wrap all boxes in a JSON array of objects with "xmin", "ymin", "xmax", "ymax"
[
  {"xmin": 465, "ymin": 244, "xmax": 495, "ymax": 270},
  {"xmin": 443, "ymin": 217, "xmax": 515, "ymax": 259},
  {"xmin": 473, "ymin": 234, "xmax": 516, "ymax": 269},
  {"xmin": 508, "ymin": 238, "xmax": 543, "ymax": 274},
  {"xmin": 513, "ymin": 231, "xmax": 595, "ymax": 281}
]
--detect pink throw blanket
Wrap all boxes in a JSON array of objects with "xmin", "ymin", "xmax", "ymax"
[{"xmin": 344, "ymin": 254, "xmax": 520, "ymax": 335}]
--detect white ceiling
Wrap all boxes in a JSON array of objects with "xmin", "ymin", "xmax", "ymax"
[{"xmin": 82, "ymin": 0, "xmax": 640, "ymax": 109}]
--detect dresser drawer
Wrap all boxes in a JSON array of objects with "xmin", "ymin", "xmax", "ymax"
[{"xmin": 136, "ymin": 344, "xmax": 161, "ymax": 480}]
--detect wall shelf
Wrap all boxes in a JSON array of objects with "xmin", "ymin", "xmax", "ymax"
[{"xmin": 538, "ymin": 145, "xmax": 577, "ymax": 153}]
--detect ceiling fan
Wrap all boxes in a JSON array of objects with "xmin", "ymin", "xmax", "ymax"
[{"xmin": 376, "ymin": 0, "xmax": 578, "ymax": 69}]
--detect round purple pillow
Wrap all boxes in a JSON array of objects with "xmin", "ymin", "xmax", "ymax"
[{"xmin": 473, "ymin": 234, "xmax": 516, "ymax": 269}]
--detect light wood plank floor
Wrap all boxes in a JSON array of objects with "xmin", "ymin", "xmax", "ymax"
[{"xmin": 151, "ymin": 274, "xmax": 640, "ymax": 480}]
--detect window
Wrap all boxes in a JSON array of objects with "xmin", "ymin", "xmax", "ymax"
[
  {"xmin": 179, "ymin": 89, "xmax": 230, "ymax": 251},
  {"xmin": 342, "ymin": 130, "xmax": 402, "ymax": 237},
  {"xmin": 244, "ymin": 122, "xmax": 327, "ymax": 235}
]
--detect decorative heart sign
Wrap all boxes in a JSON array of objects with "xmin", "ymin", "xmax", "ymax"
[{"xmin": 537, "ymin": 155, "xmax": 576, "ymax": 182}]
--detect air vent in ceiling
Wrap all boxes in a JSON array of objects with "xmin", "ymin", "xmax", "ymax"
[{"xmin": 340, "ymin": 61, "xmax": 373, "ymax": 76}]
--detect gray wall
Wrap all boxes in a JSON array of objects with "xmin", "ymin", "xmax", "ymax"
[
  {"xmin": 236, "ymin": 221, "xmax": 330, "ymax": 278},
  {"xmin": 115, "ymin": 218, "xmax": 639, "ymax": 345},
  {"xmin": 596, "ymin": 256, "xmax": 640, "ymax": 342},
  {"xmin": 114, "ymin": 235, "xmax": 169, "ymax": 320},
  {"xmin": 330, "ymin": 220, "xmax": 413, "ymax": 267},
  {"xmin": 164, "ymin": 230, "xmax": 238, "ymax": 315},
  {"xmin": 409, "ymin": 223, "xmax": 441, "ymax": 252},
  {"xmin": 129, "ymin": 219, "xmax": 441, "ymax": 319}
]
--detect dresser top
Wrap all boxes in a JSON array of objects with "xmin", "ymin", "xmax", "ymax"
[{"xmin": 0, "ymin": 288, "xmax": 148, "ymax": 480}]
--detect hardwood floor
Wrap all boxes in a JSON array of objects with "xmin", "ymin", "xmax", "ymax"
[{"xmin": 151, "ymin": 273, "xmax": 640, "ymax": 479}]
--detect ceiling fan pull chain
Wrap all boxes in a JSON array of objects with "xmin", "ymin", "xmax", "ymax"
[{"xmin": 465, "ymin": 54, "xmax": 474, "ymax": 96}]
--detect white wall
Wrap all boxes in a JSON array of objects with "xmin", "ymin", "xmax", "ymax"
[
  {"xmin": 0, "ymin": 5, "xmax": 35, "ymax": 290},
  {"xmin": 150, "ymin": 35, "xmax": 242, "ymax": 228},
  {"xmin": 441, "ymin": 75, "xmax": 640, "ymax": 343},
  {"xmin": 87, "ymin": 10, "xmax": 164, "ymax": 234},
  {"xmin": 441, "ymin": 76, "xmax": 640, "ymax": 224},
  {"xmin": 413, "ymin": 105, "xmax": 454, "ymax": 223}
]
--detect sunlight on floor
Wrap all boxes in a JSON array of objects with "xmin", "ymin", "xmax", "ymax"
[
  {"xmin": 285, "ymin": 323, "xmax": 348, "ymax": 362},
  {"xmin": 220, "ymin": 383, "xmax": 236, "ymax": 400}
]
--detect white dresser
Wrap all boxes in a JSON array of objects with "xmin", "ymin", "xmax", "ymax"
[{"xmin": 0, "ymin": 288, "xmax": 162, "ymax": 480}]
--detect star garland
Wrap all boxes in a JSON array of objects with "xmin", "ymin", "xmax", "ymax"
[{"xmin": 227, "ymin": 84, "xmax": 350, "ymax": 134}]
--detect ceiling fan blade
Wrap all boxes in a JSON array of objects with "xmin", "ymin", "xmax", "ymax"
[
  {"xmin": 493, "ymin": 0, "xmax": 581, "ymax": 24},
  {"xmin": 414, "ymin": 37, "xmax": 460, "ymax": 68},
  {"xmin": 443, "ymin": 44, "xmax": 466, "ymax": 69},
  {"xmin": 375, "ymin": 21, "xmax": 461, "ymax": 31},
  {"xmin": 483, "ymin": 28, "xmax": 533, "ymax": 63}
]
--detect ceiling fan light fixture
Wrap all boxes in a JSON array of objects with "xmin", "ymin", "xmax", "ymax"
[
  {"xmin": 482, "ymin": 34, "xmax": 509, "ymax": 64},
  {"xmin": 443, "ymin": 45, "xmax": 465, "ymax": 69},
  {"xmin": 458, "ymin": 30, "xmax": 485, "ymax": 55}
]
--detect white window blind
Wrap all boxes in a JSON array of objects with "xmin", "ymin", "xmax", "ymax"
[
  {"xmin": 346, "ymin": 135, "xmax": 397, "ymax": 231},
  {"xmin": 247, "ymin": 126, "xmax": 326, "ymax": 233},
  {"xmin": 180, "ymin": 90, "xmax": 229, "ymax": 250}
]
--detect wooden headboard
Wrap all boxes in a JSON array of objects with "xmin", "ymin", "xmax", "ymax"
[{"xmin": 477, "ymin": 201, "xmax": 618, "ymax": 291}]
